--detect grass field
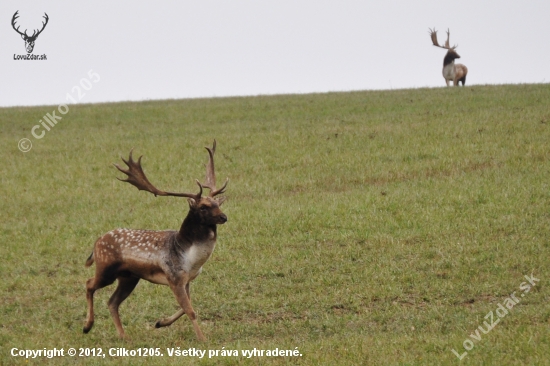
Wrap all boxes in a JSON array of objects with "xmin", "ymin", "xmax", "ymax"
[{"xmin": 1, "ymin": 84, "xmax": 549, "ymax": 365}]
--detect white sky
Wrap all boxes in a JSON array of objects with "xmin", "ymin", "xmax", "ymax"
[{"xmin": 1, "ymin": 1, "xmax": 549, "ymax": 107}]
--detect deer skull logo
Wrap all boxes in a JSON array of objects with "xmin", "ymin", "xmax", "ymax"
[{"xmin": 12, "ymin": 11, "xmax": 49, "ymax": 54}]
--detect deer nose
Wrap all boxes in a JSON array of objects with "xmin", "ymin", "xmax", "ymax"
[{"xmin": 219, "ymin": 214, "xmax": 228, "ymax": 223}]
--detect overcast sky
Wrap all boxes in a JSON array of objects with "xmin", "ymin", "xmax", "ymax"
[{"xmin": 1, "ymin": 1, "xmax": 549, "ymax": 107}]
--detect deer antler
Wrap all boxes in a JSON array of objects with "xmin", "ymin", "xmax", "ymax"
[
  {"xmin": 11, "ymin": 11, "xmax": 49, "ymax": 40},
  {"xmin": 114, "ymin": 149, "xmax": 202, "ymax": 199},
  {"xmin": 11, "ymin": 11, "xmax": 25, "ymax": 37},
  {"xmin": 30, "ymin": 13, "xmax": 49, "ymax": 39},
  {"xmin": 429, "ymin": 28, "xmax": 457, "ymax": 50},
  {"xmin": 202, "ymin": 140, "xmax": 229, "ymax": 197}
]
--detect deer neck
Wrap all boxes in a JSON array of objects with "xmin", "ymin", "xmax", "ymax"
[
  {"xmin": 177, "ymin": 213, "xmax": 217, "ymax": 246},
  {"xmin": 443, "ymin": 52, "xmax": 457, "ymax": 68}
]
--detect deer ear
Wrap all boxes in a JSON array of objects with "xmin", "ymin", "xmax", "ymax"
[
  {"xmin": 21, "ymin": 34, "xmax": 26, "ymax": 40},
  {"xmin": 214, "ymin": 196, "xmax": 226, "ymax": 206},
  {"xmin": 187, "ymin": 198, "xmax": 197, "ymax": 208}
]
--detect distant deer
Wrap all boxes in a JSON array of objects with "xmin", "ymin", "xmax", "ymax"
[
  {"xmin": 11, "ymin": 11, "xmax": 49, "ymax": 53},
  {"xmin": 429, "ymin": 28, "xmax": 468, "ymax": 86},
  {"xmin": 83, "ymin": 141, "xmax": 228, "ymax": 340}
]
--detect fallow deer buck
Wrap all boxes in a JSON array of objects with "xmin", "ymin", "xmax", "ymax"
[
  {"xmin": 429, "ymin": 28, "xmax": 468, "ymax": 86},
  {"xmin": 83, "ymin": 141, "xmax": 228, "ymax": 340}
]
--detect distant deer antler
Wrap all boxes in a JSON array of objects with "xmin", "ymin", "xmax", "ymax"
[{"xmin": 429, "ymin": 28, "xmax": 457, "ymax": 50}]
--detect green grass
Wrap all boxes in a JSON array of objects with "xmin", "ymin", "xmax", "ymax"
[{"xmin": 1, "ymin": 84, "xmax": 549, "ymax": 365}]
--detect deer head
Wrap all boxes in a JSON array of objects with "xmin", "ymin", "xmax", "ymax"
[
  {"xmin": 429, "ymin": 28, "xmax": 460, "ymax": 59},
  {"xmin": 12, "ymin": 11, "xmax": 49, "ymax": 53}
]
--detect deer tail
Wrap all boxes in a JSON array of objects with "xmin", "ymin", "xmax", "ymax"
[{"xmin": 85, "ymin": 252, "xmax": 94, "ymax": 267}]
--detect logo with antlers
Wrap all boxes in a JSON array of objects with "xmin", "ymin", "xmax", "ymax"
[{"xmin": 12, "ymin": 11, "xmax": 49, "ymax": 54}]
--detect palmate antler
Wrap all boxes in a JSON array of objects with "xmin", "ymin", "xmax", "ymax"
[
  {"xmin": 114, "ymin": 150, "xmax": 202, "ymax": 199},
  {"xmin": 429, "ymin": 28, "xmax": 457, "ymax": 50},
  {"xmin": 202, "ymin": 140, "xmax": 228, "ymax": 197},
  {"xmin": 114, "ymin": 140, "xmax": 227, "ymax": 200}
]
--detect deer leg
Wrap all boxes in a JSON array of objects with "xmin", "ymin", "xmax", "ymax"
[
  {"xmin": 83, "ymin": 267, "xmax": 118, "ymax": 334},
  {"xmin": 107, "ymin": 276, "xmax": 140, "ymax": 338},
  {"xmin": 168, "ymin": 280, "xmax": 206, "ymax": 341},
  {"xmin": 155, "ymin": 283, "xmax": 191, "ymax": 328},
  {"xmin": 83, "ymin": 278, "xmax": 97, "ymax": 333},
  {"xmin": 445, "ymin": 79, "xmax": 450, "ymax": 87},
  {"xmin": 156, "ymin": 309, "xmax": 185, "ymax": 328}
]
